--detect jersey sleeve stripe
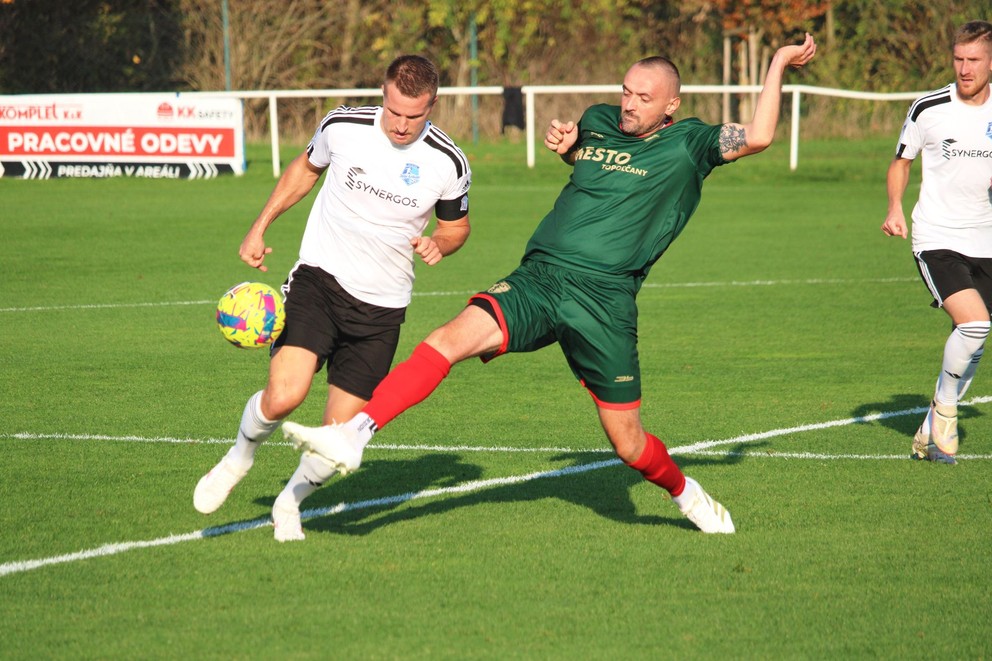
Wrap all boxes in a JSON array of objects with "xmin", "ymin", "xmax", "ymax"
[
  {"xmin": 908, "ymin": 86, "xmax": 952, "ymax": 122},
  {"xmin": 424, "ymin": 127, "xmax": 469, "ymax": 179},
  {"xmin": 319, "ymin": 105, "xmax": 378, "ymax": 132}
]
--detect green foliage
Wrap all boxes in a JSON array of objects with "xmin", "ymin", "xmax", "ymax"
[
  {"xmin": 0, "ymin": 0, "xmax": 183, "ymax": 93},
  {"xmin": 816, "ymin": 0, "xmax": 987, "ymax": 91},
  {"xmin": 2, "ymin": 1, "xmax": 990, "ymax": 138}
]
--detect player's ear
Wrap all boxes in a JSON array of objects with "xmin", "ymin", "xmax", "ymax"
[{"xmin": 666, "ymin": 96, "xmax": 681, "ymax": 115}]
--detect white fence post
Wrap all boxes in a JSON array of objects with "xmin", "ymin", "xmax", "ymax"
[
  {"xmin": 269, "ymin": 94, "xmax": 280, "ymax": 178},
  {"xmin": 790, "ymin": 87, "xmax": 801, "ymax": 171},
  {"xmin": 525, "ymin": 88, "xmax": 536, "ymax": 168}
]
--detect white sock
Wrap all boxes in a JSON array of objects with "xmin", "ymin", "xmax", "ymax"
[
  {"xmin": 921, "ymin": 346, "xmax": 983, "ymax": 435},
  {"xmin": 671, "ymin": 477, "xmax": 698, "ymax": 511},
  {"xmin": 226, "ymin": 390, "xmax": 281, "ymax": 471},
  {"xmin": 343, "ymin": 412, "xmax": 377, "ymax": 450},
  {"xmin": 275, "ymin": 452, "xmax": 337, "ymax": 509},
  {"xmin": 957, "ymin": 347, "xmax": 983, "ymax": 400},
  {"xmin": 935, "ymin": 322, "xmax": 989, "ymax": 407}
]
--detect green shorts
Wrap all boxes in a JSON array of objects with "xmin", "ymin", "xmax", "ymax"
[{"xmin": 471, "ymin": 259, "xmax": 641, "ymax": 406}]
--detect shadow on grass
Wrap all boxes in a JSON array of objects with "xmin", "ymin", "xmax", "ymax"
[
  {"xmin": 850, "ymin": 392, "xmax": 984, "ymax": 449},
  {"xmin": 256, "ymin": 447, "xmax": 744, "ymax": 537}
]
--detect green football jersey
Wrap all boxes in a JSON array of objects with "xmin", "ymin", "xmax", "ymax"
[{"xmin": 524, "ymin": 103, "xmax": 729, "ymax": 285}]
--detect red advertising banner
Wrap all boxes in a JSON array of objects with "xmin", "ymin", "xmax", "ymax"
[{"xmin": 0, "ymin": 93, "xmax": 245, "ymax": 179}]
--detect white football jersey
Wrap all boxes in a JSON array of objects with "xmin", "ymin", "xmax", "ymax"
[
  {"xmin": 897, "ymin": 83, "xmax": 992, "ymax": 256},
  {"xmin": 298, "ymin": 105, "xmax": 471, "ymax": 308}
]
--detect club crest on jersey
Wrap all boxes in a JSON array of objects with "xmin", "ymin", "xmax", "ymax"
[{"xmin": 400, "ymin": 163, "xmax": 420, "ymax": 185}]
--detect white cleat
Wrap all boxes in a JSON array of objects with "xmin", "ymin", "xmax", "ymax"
[
  {"xmin": 675, "ymin": 477, "xmax": 735, "ymax": 534},
  {"xmin": 272, "ymin": 499, "xmax": 305, "ymax": 542},
  {"xmin": 193, "ymin": 457, "xmax": 250, "ymax": 514},
  {"xmin": 928, "ymin": 402, "xmax": 959, "ymax": 465},
  {"xmin": 912, "ymin": 401, "xmax": 959, "ymax": 464},
  {"xmin": 282, "ymin": 421, "xmax": 363, "ymax": 475},
  {"xmin": 911, "ymin": 423, "xmax": 929, "ymax": 461}
]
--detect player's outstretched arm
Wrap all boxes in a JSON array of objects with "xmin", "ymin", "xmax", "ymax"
[
  {"xmin": 719, "ymin": 33, "xmax": 817, "ymax": 162},
  {"xmin": 239, "ymin": 152, "xmax": 324, "ymax": 271},
  {"xmin": 881, "ymin": 157, "xmax": 912, "ymax": 239}
]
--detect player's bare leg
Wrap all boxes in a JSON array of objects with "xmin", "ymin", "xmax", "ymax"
[
  {"xmin": 914, "ymin": 289, "xmax": 990, "ymax": 464},
  {"xmin": 600, "ymin": 406, "xmax": 734, "ymax": 533},
  {"xmin": 273, "ymin": 385, "xmax": 368, "ymax": 541},
  {"xmin": 285, "ymin": 305, "xmax": 501, "ymax": 469},
  {"xmin": 194, "ymin": 346, "xmax": 316, "ymax": 514}
]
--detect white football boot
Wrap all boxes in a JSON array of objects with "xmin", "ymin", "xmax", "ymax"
[
  {"xmin": 912, "ymin": 401, "xmax": 958, "ymax": 464},
  {"xmin": 193, "ymin": 455, "xmax": 250, "ymax": 514},
  {"xmin": 282, "ymin": 421, "xmax": 363, "ymax": 474},
  {"xmin": 674, "ymin": 477, "xmax": 735, "ymax": 534},
  {"xmin": 272, "ymin": 498, "xmax": 305, "ymax": 542},
  {"xmin": 927, "ymin": 402, "xmax": 959, "ymax": 465}
]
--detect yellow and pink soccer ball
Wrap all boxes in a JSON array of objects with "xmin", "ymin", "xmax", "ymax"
[{"xmin": 216, "ymin": 282, "xmax": 285, "ymax": 349}]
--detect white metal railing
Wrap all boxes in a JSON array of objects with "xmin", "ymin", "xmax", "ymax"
[
  {"xmin": 182, "ymin": 84, "xmax": 923, "ymax": 176},
  {"xmin": 181, "ymin": 86, "xmax": 503, "ymax": 177},
  {"xmin": 521, "ymin": 84, "xmax": 922, "ymax": 170}
]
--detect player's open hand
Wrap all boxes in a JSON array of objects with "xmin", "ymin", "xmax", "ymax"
[
  {"xmin": 412, "ymin": 235, "xmax": 443, "ymax": 266},
  {"xmin": 778, "ymin": 33, "xmax": 817, "ymax": 69},
  {"xmin": 544, "ymin": 119, "xmax": 577, "ymax": 155},
  {"xmin": 240, "ymin": 232, "xmax": 272, "ymax": 271}
]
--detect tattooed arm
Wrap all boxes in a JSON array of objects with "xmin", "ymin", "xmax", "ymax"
[{"xmin": 719, "ymin": 33, "xmax": 817, "ymax": 162}]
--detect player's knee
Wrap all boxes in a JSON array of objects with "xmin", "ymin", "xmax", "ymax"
[
  {"xmin": 602, "ymin": 424, "xmax": 645, "ymax": 463},
  {"xmin": 955, "ymin": 320, "xmax": 991, "ymax": 351},
  {"xmin": 261, "ymin": 386, "xmax": 307, "ymax": 420},
  {"xmin": 425, "ymin": 313, "xmax": 500, "ymax": 362}
]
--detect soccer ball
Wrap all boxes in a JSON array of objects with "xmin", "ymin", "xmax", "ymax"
[{"xmin": 216, "ymin": 282, "xmax": 285, "ymax": 349}]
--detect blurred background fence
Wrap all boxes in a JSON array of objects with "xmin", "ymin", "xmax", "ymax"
[{"xmin": 0, "ymin": 0, "xmax": 985, "ymax": 145}]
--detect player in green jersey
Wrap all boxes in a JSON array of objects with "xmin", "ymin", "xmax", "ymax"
[{"xmin": 281, "ymin": 34, "xmax": 817, "ymax": 536}]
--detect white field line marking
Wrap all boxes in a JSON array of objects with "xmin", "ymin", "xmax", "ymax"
[
  {"xmin": 0, "ymin": 277, "xmax": 918, "ymax": 314},
  {"xmin": 688, "ymin": 449, "xmax": 992, "ymax": 460},
  {"xmin": 11, "ymin": 393, "xmax": 992, "ymax": 455},
  {"xmin": 0, "ymin": 459, "xmax": 619, "ymax": 578},
  {"xmin": 6, "ymin": 432, "xmax": 598, "ymax": 454},
  {"xmin": 10, "ymin": 433, "xmax": 990, "ymax": 462},
  {"xmin": 0, "ymin": 300, "xmax": 215, "ymax": 313},
  {"xmin": 2, "ymin": 395, "xmax": 989, "ymax": 578}
]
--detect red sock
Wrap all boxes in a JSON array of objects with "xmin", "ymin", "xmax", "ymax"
[
  {"xmin": 363, "ymin": 342, "xmax": 451, "ymax": 429},
  {"xmin": 626, "ymin": 433, "xmax": 686, "ymax": 496}
]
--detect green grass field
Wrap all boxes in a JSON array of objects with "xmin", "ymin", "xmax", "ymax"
[{"xmin": 1, "ymin": 137, "xmax": 990, "ymax": 660}]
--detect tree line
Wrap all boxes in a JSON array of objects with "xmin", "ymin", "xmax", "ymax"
[{"xmin": 1, "ymin": 0, "xmax": 986, "ymax": 141}]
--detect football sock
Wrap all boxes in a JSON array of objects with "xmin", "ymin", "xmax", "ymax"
[
  {"xmin": 625, "ymin": 433, "xmax": 687, "ymax": 496},
  {"xmin": 343, "ymin": 413, "xmax": 376, "ymax": 450},
  {"xmin": 957, "ymin": 347, "xmax": 983, "ymax": 400},
  {"xmin": 921, "ymin": 346, "xmax": 983, "ymax": 436},
  {"xmin": 935, "ymin": 321, "xmax": 989, "ymax": 407},
  {"xmin": 363, "ymin": 342, "xmax": 452, "ymax": 429},
  {"xmin": 277, "ymin": 452, "xmax": 338, "ymax": 508},
  {"xmin": 227, "ymin": 390, "xmax": 280, "ymax": 471}
]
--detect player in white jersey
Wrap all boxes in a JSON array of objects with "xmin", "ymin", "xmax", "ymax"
[
  {"xmin": 193, "ymin": 55, "xmax": 472, "ymax": 539},
  {"xmin": 882, "ymin": 21, "xmax": 992, "ymax": 464}
]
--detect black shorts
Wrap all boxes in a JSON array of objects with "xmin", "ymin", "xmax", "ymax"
[
  {"xmin": 272, "ymin": 264, "xmax": 405, "ymax": 400},
  {"xmin": 914, "ymin": 249, "xmax": 992, "ymax": 311}
]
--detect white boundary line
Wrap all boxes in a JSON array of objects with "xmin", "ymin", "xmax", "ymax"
[
  {"xmin": 2, "ymin": 396, "xmax": 990, "ymax": 578},
  {"xmin": 0, "ymin": 277, "xmax": 918, "ymax": 314}
]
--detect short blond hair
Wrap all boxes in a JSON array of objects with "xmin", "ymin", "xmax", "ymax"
[
  {"xmin": 954, "ymin": 21, "xmax": 992, "ymax": 50},
  {"xmin": 385, "ymin": 55, "xmax": 439, "ymax": 98}
]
